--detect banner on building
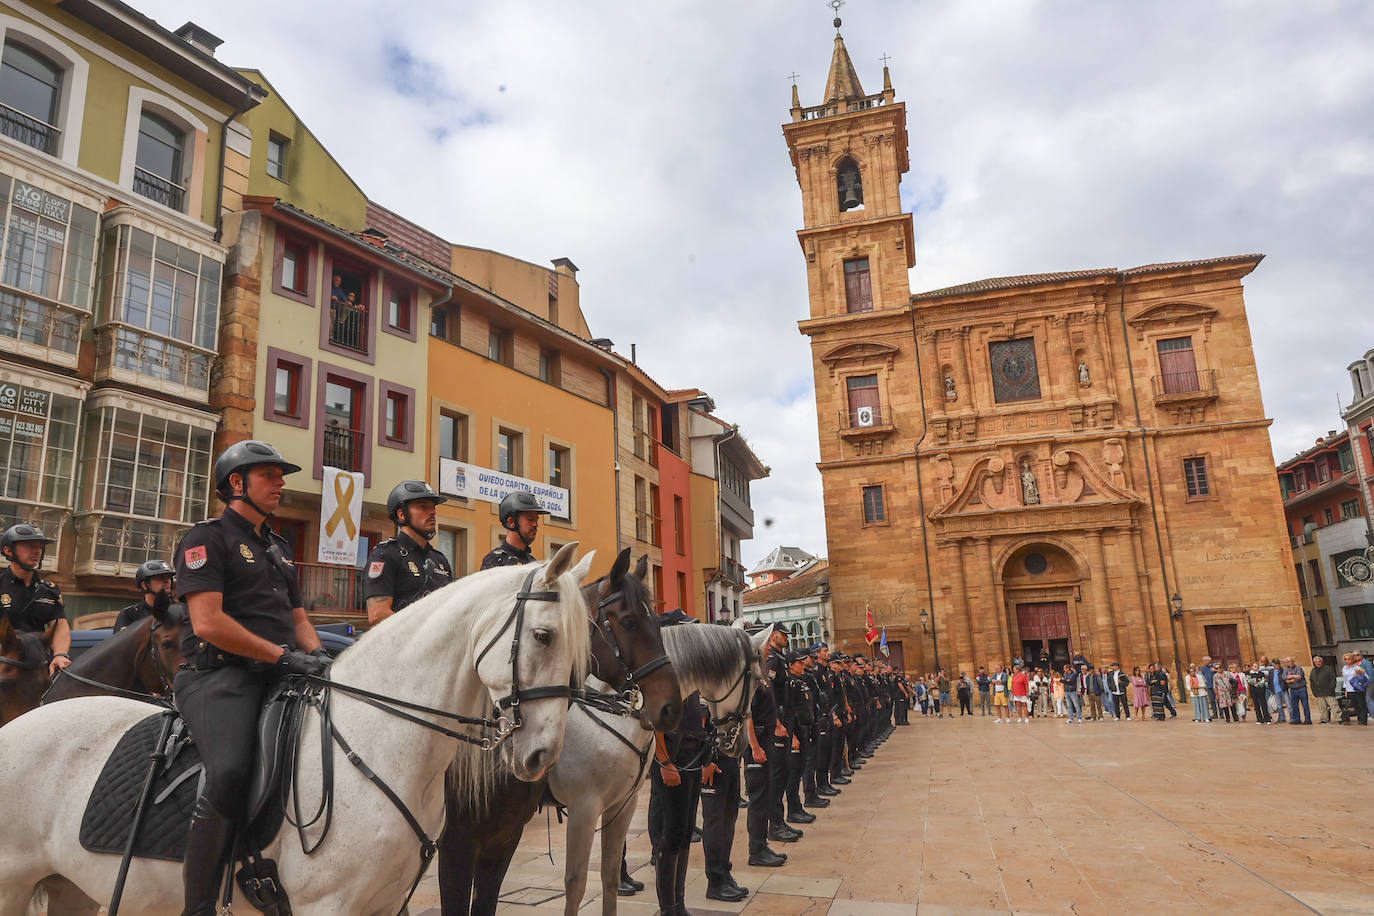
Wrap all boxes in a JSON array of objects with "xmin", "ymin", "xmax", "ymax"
[
  {"xmin": 318, "ymin": 466, "xmax": 364, "ymax": 566},
  {"xmin": 439, "ymin": 457, "xmax": 568, "ymax": 516}
]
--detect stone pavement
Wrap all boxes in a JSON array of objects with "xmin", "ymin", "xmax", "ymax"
[{"xmin": 408, "ymin": 712, "xmax": 1374, "ymax": 915}]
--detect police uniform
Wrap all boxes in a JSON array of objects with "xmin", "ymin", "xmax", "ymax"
[
  {"xmin": 647, "ymin": 691, "xmax": 707, "ymax": 914},
  {"xmin": 744, "ymin": 642, "xmax": 779, "ymax": 855},
  {"xmin": 173, "ymin": 509, "xmax": 302, "ymax": 819},
  {"xmin": 0, "ymin": 567, "xmax": 63, "ymax": 633},
  {"xmin": 783, "ymin": 661, "xmax": 815, "ymax": 820},
  {"xmin": 113, "ymin": 600, "xmax": 152, "ymax": 633},
  {"xmin": 699, "ymin": 731, "xmax": 743, "ymax": 894},
  {"xmin": 364, "ymin": 530, "xmax": 453, "ymax": 611},
  {"xmin": 479, "ymin": 541, "xmax": 535, "ymax": 570},
  {"xmin": 765, "ymin": 644, "xmax": 792, "ymax": 830}
]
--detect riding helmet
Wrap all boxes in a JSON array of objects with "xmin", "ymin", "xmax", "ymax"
[
  {"xmin": 213, "ymin": 440, "xmax": 302, "ymax": 497},
  {"xmin": 498, "ymin": 490, "xmax": 549, "ymax": 529},
  {"xmin": 0, "ymin": 523, "xmax": 55, "ymax": 552},
  {"xmin": 135, "ymin": 559, "xmax": 175, "ymax": 586},
  {"xmin": 386, "ymin": 480, "xmax": 447, "ymax": 526}
]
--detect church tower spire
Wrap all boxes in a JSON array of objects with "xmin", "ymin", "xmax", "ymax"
[{"xmin": 824, "ymin": 33, "xmax": 865, "ymax": 104}]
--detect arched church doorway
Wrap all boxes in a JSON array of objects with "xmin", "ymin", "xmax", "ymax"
[{"xmin": 1002, "ymin": 543, "xmax": 1083, "ymax": 670}]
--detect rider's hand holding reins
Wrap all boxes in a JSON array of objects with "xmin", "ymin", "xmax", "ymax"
[{"xmin": 701, "ymin": 762, "xmax": 718, "ymax": 786}]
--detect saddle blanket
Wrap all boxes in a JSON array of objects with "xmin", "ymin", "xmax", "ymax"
[{"xmin": 79, "ymin": 711, "xmax": 202, "ymax": 862}]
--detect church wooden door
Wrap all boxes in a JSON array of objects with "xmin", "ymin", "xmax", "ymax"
[
  {"xmin": 1016, "ymin": 602, "xmax": 1071, "ymax": 667},
  {"xmin": 1205, "ymin": 624, "xmax": 1242, "ymax": 668},
  {"xmin": 1157, "ymin": 337, "xmax": 1199, "ymax": 394}
]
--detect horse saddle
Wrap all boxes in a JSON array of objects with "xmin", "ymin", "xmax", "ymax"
[{"xmin": 79, "ymin": 680, "xmax": 313, "ymax": 862}]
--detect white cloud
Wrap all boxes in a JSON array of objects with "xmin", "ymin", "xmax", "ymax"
[{"xmin": 141, "ymin": 0, "xmax": 1374, "ymax": 567}]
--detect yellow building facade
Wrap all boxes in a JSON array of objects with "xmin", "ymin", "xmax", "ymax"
[{"xmin": 787, "ymin": 34, "xmax": 1308, "ymax": 678}]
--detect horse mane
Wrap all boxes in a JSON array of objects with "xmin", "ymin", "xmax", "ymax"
[
  {"xmin": 16, "ymin": 630, "xmax": 48, "ymax": 669},
  {"xmin": 661, "ymin": 625, "xmax": 751, "ymax": 693},
  {"xmin": 338, "ymin": 559, "xmax": 590, "ymax": 809},
  {"xmin": 62, "ymin": 619, "xmax": 153, "ymax": 674}
]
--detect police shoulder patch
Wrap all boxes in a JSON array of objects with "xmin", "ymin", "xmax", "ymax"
[
  {"xmin": 184, "ymin": 545, "xmax": 208, "ymax": 570},
  {"xmin": 368, "ymin": 561, "xmax": 385, "ymax": 579}
]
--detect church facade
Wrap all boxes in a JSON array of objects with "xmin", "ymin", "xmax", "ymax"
[{"xmin": 785, "ymin": 34, "xmax": 1308, "ymax": 679}]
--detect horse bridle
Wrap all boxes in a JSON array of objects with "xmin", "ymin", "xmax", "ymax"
[
  {"xmin": 590, "ymin": 586, "xmax": 672, "ymax": 714},
  {"xmin": 700, "ymin": 638, "xmax": 759, "ymax": 754},
  {"xmin": 0, "ymin": 646, "xmax": 44, "ymax": 670},
  {"xmin": 145, "ymin": 617, "xmax": 177, "ymax": 695}
]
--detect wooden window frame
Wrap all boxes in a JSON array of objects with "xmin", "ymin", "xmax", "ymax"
[
  {"xmin": 263, "ymin": 346, "xmax": 311, "ymax": 429},
  {"xmin": 843, "ymin": 257, "xmax": 873, "ymax": 314},
  {"xmin": 861, "ymin": 483, "xmax": 887, "ymax": 527},
  {"xmin": 382, "ymin": 278, "xmax": 417, "ymax": 342},
  {"xmin": 378, "ymin": 380, "xmax": 415, "ymax": 452},
  {"xmin": 312, "ymin": 362, "xmax": 373, "ymax": 480},
  {"xmin": 272, "ymin": 229, "xmax": 315, "ymax": 305},
  {"xmin": 1183, "ymin": 455, "xmax": 1212, "ymax": 500}
]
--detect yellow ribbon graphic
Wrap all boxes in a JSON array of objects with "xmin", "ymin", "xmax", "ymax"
[{"xmin": 325, "ymin": 472, "xmax": 358, "ymax": 540}]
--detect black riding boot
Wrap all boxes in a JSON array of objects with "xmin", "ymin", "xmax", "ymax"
[
  {"xmin": 181, "ymin": 797, "xmax": 234, "ymax": 916},
  {"xmin": 655, "ymin": 850, "xmax": 678, "ymax": 915},
  {"xmin": 673, "ymin": 842, "xmax": 693, "ymax": 916}
]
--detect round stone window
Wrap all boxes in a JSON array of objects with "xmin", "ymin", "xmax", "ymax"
[{"xmin": 1024, "ymin": 553, "xmax": 1049, "ymax": 575}]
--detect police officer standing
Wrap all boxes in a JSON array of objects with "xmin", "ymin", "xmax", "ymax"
[
  {"xmin": 174, "ymin": 441, "xmax": 329, "ymax": 916},
  {"xmin": 480, "ymin": 490, "xmax": 549, "ymax": 570},
  {"xmin": 806, "ymin": 645, "xmax": 842, "ymax": 802},
  {"xmin": 743, "ymin": 624, "xmax": 788, "ymax": 868},
  {"xmin": 0, "ymin": 524, "xmax": 70, "ymax": 676},
  {"xmin": 364, "ymin": 480, "xmax": 453, "ymax": 625},
  {"xmin": 113, "ymin": 559, "xmax": 175, "ymax": 632},
  {"xmin": 783, "ymin": 651, "xmax": 816, "ymax": 826}
]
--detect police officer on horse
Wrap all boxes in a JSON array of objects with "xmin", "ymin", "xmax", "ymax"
[
  {"xmin": 480, "ymin": 490, "xmax": 549, "ymax": 570},
  {"xmin": 173, "ymin": 440, "xmax": 329, "ymax": 916},
  {"xmin": 364, "ymin": 480, "xmax": 453, "ymax": 625},
  {"xmin": 113, "ymin": 559, "xmax": 175, "ymax": 632},
  {"xmin": 0, "ymin": 523, "xmax": 70, "ymax": 676}
]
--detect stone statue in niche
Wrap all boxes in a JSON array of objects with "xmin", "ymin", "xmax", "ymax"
[
  {"xmin": 944, "ymin": 373, "xmax": 957, "ymax": 400},
  {"xmin": 1020, "ymin": 460, "xmax": 1040, "ymax": 505},
  {"xmin": 1078, "ymin": 361, "xmax": 1091, "ymax": 387},
  {"xmin": 1103, "ymin": 438, "xmax": 1126, "ymax": 487}
]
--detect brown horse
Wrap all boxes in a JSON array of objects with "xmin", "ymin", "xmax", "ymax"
[
  {"xmin": 0, "ymin": 618, "xmax": 53, "ymax": 726},
  {"xmin": 42, "ymin": 602, "xmax": 187, "ymax": 705},
  {"xmin": 439, "ymin": 549, "xmax": 682, "ymax": 915}
]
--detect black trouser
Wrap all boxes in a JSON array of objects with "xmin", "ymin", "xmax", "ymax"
[
  {"xmin": 958, "ymin": 694, "xmax": 972, "ymax": 715},
  {"xmin": 744, "ymin": 724, "xmax": 772, "ymax": 852},
  {"xmin": 767, "ymin": 727, "xmax": 789, "ymax": 828},
  {"xmin": 1251, "ymin": 685, "xmax": 1271, "ymax": 723},
  {"xmin": 700, "ymin": 754, "xmax": 740, "ymax": 882},
  {"xmin": 175, "ymin": 665, "xmax": 275, "ymax": 817},
  {"xmin": 806, "ymin": 720, "xmax": 829, "ymax": 794},
  {"xmin": 895, "ymin": 696, "xmax": 909, "ymax": 724},
  {"xmin": 648, "ymin": 756, "xmax": 702, "ymax": 914},
  {"xmin": 785, "ymin": 722, "xmax": 811, "ymax": 812},
  {"xmin": 1111, "ymin": 693, "xmax": 1128, "ymax": 718},
  {"xmin": 829, "ymin": 717, "xmax": 847, "ymax": 778}
]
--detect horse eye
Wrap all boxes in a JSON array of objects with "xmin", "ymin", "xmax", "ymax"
[
  {"xmin": 533, "ymin": 628, "xmax": 553, "ymax": 647},
  {"xmin": 619, "ymin": 614, "xmax": 638, "ymax": 632}
]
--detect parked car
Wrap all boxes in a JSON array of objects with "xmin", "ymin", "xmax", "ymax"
[{"xmin": 69, "ymin": 627, "xmax": 355, "ymax": 661}]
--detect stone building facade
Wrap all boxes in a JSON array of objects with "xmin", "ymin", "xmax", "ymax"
[{"xmin": 785, "ymin": 32, "xmax": 1308, "ymax": 678}]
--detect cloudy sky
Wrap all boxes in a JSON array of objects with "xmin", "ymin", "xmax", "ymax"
[{"xmin": 145, "ymin": 0, "xmax": 1374, "ymax": 568}]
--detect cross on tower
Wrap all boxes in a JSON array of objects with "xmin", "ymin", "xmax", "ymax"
[
  {"xmin": 879, "ymin": 53, "xmax": 891, "ymax": 67},
  {"xmin": 788, "ymin": 71, "xmax": 800, "ymax": 86},
  {"xmin": 829, "ymin": 0, "xmax": 845, "ymax": 30}
]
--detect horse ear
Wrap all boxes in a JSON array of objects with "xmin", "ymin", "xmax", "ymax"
[
  {"xmin": 608, "ymin": 547, "xmax": 631, "ymax": 587},
  {"xmin": 570, "ymin": 549, "xmax": 596, "ymax": 586},
  {"xmin": 749, "ymin": 628, "xmax": 771, "ymax": 654},
  {"xmin": 632, "ymin": 554, "xmax": 649, "ymax": 583},
  {"xmin": 0, "ymin": 616, "xmax": 13, "ymax": 646},
  {"xmin": 541, "ymin": 541, "xmax": 581, "ymax": 586}
]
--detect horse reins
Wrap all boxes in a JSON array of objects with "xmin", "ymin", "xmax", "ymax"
[
  {"xmin": 699, "ymin": 637, "xmax": 759, "ymax": 754},
  {"xmin": 590, "ymin": 586, "xmax": 672, "ymax": 714}
]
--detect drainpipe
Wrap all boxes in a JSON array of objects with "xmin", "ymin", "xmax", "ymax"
[
  {"xmin": 1117, "ymin": 275, "xmax": 1186, "ymax": 697},
  {"xmin": 599, "ymin": 367, "xmax": 622, "ymax": 553},
  {"xmin": 908, "ymin": 310, "xmax": 941, "ymax": 672},
  {"xmin": 214, "ymin": 86, "xmax": 257, "ymax": 243}
]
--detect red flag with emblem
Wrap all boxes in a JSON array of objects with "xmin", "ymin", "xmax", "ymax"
[{"xmin": 864, "ymin": 607, "xmax": 878, "ymax": 645}]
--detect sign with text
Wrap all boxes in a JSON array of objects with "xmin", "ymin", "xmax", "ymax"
[
  {"xmin": 318, "ymin": 466, "xmax": 364, "ymax": 566},
  {"xmin": 439, "ymin": 457, "xmax": 568, "ymax": 516}
]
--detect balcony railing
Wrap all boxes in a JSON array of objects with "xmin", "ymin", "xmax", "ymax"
[
  {"xmin": 796, "ymin": 91, "xmax": 890, "ymax": 122},
  {"xmin": 297, "ymin": 561, "xmax": 366, "ymax": 617},
  {"xmin": 95, "ymin": 324, "xmax": 214, "ymax": 399},
  {"xmin": 74, "ymin": 512, "xmax": 189, "ymax": 576},
  {"xmin": 838, "ymin": 405, "xmax": 890, "ymax": 430},
  {"xmin": 330, "ymin": 301, "xmax": 369, "ymax": 352},
  {"xmin": 0, "ymin": 290, "xmax": 86, "ymax": 365},
  {"xmin": 133, "ymin": 167, "xmax": 185, "ymax": 212},
  {"xmin": 719, "ymin": 554, "xmax": 745, "ymax": 587},
  {"xmin": 0, "ymin": 102, "xmax": 59, "ymax": 155},
  {"xmin": 323, "ymin": 425, "xmax": 365, "ymax": 473},
  {"xmin": 1151, "ymin": 368, "xmax": 1218, "ymax": 400}
]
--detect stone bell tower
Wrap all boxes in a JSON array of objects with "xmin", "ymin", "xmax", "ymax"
[{"xmin": 784, "ymin": 20, "xmax": 930, "ymax": 666}]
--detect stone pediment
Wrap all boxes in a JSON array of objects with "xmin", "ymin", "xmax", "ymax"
[
  {"xmin": 818, "ymin": 341, "xmax": 899, "ymax": 376},
  {"xmin": 1126, "ymin": 301, "xmax": 1217, "ymax": 339},
  {"xmin": 932, "ymin": 445, "xmax": 1142, "ymax": 519}
]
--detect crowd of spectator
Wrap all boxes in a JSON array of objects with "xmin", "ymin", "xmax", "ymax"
[{"xmin": 907, "ymin": 650, "xmax": 1373, "ymax": 726}]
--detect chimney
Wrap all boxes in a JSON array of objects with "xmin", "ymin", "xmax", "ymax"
[
  {"xmin": 590, "ymin": 337, "xmax": 614, "ymax": 350},
  {"xmin": 1327, "ymin": 430, "xmax": 1338, "ymax": 439},
  {"xmin": 551, "ymin": 257, "xmax": 579, "ymax": 277},
  {"xmin": 174, "ymin": 22, "xmax": 224, "ymax": 57}
]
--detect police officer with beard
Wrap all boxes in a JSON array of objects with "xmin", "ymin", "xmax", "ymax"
[
  {"xmin": 480, "ymin": 490, "xmax": 549, "ymax": 569},
  {"xmin": 113, "ymin": 559, "xmax": 175, "ymax": 632},
  {"xmin": 174, "ymin": 441, "xmax": 328, "ymax": 915},
  {"xmin": 364, "ymin": 480, "xmax": 453, "ymax": 625},
  {"xmin": 0, "ymin": 524, "xmax": 70, "ymax": 677}
]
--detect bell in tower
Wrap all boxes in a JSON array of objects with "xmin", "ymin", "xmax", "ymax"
[{"xmin": 836, "ymin": 157, "xmax": 864, "ymax": 211}]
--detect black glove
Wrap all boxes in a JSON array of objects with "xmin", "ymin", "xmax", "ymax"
[{"xmin": 277, "ymin": 648, "xmax": 330, "ymax": 677}]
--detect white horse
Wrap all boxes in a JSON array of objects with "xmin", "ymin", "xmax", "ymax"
[
  {"xmin": 548, "ymin": 621, "xmax": 769, "ymax": 916},
  {"xmin": 0, "ymin": 544, "xmax": 595, "ymax": 916}
]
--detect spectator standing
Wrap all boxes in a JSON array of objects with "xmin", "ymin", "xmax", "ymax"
[
  {"xmin": 975, "ymin": 668, "xmax": 992, "ymax": 716},
  {"xmin": 956, "ymin": 674, "xmax": 973, "ymax": 716},
  {"xmin": 1230, "ymin": 664, "xmax": 1247, "ymax": 720},
  {"xmin": 1130, "ymin": 666, "xmax": 1149, "ymax": 720},
  {"xmin": 1083, "ymin": 666, "xmax": 1104, "ymax": 721},
  {"xmin": 1009, "ymin": 666, "xmax": 1030, "ymax": 723},
  {"xmin": 1146, "ymin": 664, "xmax": 1168, "ymax": 720},
  {"xmin": 1342, "ymin": 653, "xmax": 1368, "ymax": 725},
  {"xmin": 1107, "ymin": 663, "xmax": 1130, "ymax": 720},
  {"xmin": 1185, "ymin": 665, "xmax": 1210, "ymax": 722},
  {"xmin": 1062, "ymin": 664, "xmax": 1083, "ymax": 723},
  {"xmin": 1267, "ymin": 656, "xmax": 1288, "ymax": 723},
  {"xmin": 1100, "ymin": 668, "xmax": 1117, "ymax": 721},
  {"xmin": 991, "ymin": 666, "xmax": 1009, "ymax": 722},
  {"xmin": 1282, "ymin": 657, "xmax": 1311, "ymax": 725},
  {"xmin": 1213, "ymin": 665, "xmax": 1236, "ymax": 722},
  {"xmin": 1245, "ymin": 664, "xmax": 1272, "ymax": 725},
  {"xmin": 1198, "ymin": 655, "xmax": 1217, "ymax": 718},
  {"xmin": 1356, "ymin": 651, "xmax": 1374, "ymax": 715},
  {"xmin": 1309, "ymin": 656, "xmax": 1338, "ymax": 724},
  {"xmin": 1052, "ymin": 673, "xmax": 1066, "ymax": 717},
  {"xmin": 936, "ymin": 671, "xmax": 952, "ymax": 719}
]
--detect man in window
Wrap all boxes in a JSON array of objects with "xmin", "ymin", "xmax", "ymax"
[
  {"xmin": 479, "ymin": 490, "xmax": 549, "ymax": 569},
  {"xmin": 0, "ymin": 524, "xmax": 70, "ymax": 676},
  {"xmin": 365, "ymin": 480, "xmax": 453, "ymax": 625}
]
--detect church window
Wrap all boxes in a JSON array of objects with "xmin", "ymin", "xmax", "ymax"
[
  {"xmin": 846, "ymin": 374, "xmax": 880, "ymax": 425},
  {"xmin": 989, "ymin": 338, "xmax": 1042, "ymax": 403},
  {"xmin": 1156, "ymin": 336, "xmax": 1200, "ymax": 394},
  {"xmin": 836, "ymin": 157, "xmax": 863, "ymax": 212},
  {"xmin": 1183, "ymin": 456, "xmax": 1210, "ymax": 498},
  {"xmin": 862, "ymin": 484, "xmax": 885, "ymax": 524},
  {"xmin": 843, "ymin": 258, "xmax": 872, "ymax": 313}
]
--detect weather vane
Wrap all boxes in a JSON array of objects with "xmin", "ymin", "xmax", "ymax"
[{"xmin": 829, "ymin": 0, "xmax": 845, "ymax": 30}]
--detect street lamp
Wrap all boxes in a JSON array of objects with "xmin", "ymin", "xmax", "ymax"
[
  {"xmin": 919, "ymin": 608, "xmax": 929, "ymax": 635},
  {"xmin": 1171, "ymin": 592, "xmax": 1184, "ymax": 619}
]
